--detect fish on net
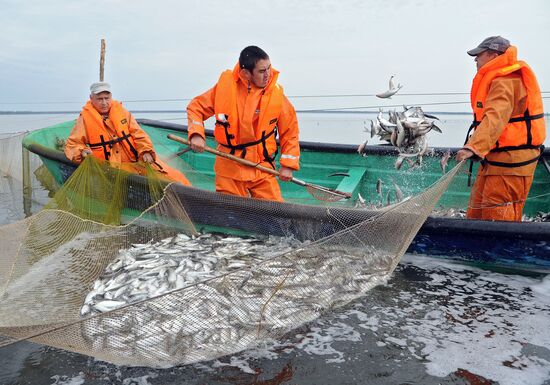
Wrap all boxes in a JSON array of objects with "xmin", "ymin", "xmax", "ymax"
[{"xmin": 0, "ymin": 150, "xmax": 463, "ymax": 367}]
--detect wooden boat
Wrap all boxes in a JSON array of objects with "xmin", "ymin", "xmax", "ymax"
[{"xmin": 22, "ymin": 119, "xmax": 550, "ymax": 273}]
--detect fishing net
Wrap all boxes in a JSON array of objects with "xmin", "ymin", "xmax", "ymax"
[
  {"xmin": 0, "ymin": 143, "xmax": 462, "ymax": 367},
  {"xmin": 0, "ymin": 131, "xmax": 57, "ymax": 219}
]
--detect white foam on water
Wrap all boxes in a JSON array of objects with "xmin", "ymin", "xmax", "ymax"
[
  {"xmin": 294, "ymin": 322, "xmax": 361, "ymax": 363},
  {"xmin": 394, "ymin": 254, "xmax": 550, "ymax": 385},
  {"xmin": 188, "ymin": 253, "xmax": 549, "ymax": 385},
  {"xmin": 50, "ymin": 372, "xmax": 85, "ymax": 385},
  {"xmin": 212, "ymin": 355, "xmax": 258, "ymax": 374},
  {"xmin": 120, "ymin": 373, "xmax": 158, "ymax": 385},
  {"xmin": 200, "ymin": 320, "xmax": 361, "ymax": 373},
  {"xmin": 530, "ymin": 274, "xmax": 550, "ymax": 299}
]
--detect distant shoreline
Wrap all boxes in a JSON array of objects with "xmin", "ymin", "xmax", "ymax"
[{"xmin": 0, "ymin": 110, "xmax": 480, "ymax": 116}]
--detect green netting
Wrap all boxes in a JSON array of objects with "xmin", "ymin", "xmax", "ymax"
[{"xmin": 0, "ymin": 148, "xmax": 463, "ymax": 367}]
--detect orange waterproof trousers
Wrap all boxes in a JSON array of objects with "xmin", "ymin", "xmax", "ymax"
[
  {"xmin": 215, "ymin": 174, "xmax": 283, "ymax": 202},
  {"xmin": 466, "ymin": 173, "xmax": 533, "ymax": 221}
]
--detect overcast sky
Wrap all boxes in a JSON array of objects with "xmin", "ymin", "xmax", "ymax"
[{"xmin": 1, "ymin": 0, "xmax": 549, "ymax": 113}]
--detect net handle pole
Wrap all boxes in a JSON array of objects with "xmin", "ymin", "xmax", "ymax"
[
  {"xmin": 99, "ymin": 39, "xmax": 106, "ymax": 82},
  {"xmin": 167, "ymin": 134, "xmax": 351, "ymax": 199}
]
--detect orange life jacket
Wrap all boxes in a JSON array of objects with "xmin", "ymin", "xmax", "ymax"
[
  {"xmin": 81, "ymin": 100, "xmax": 139, "ymax": 161},
  {"xmin": 469, "ymin": 46, "xmax": 545, "ymax": 167},
  {"xmin": 213, "ymin": 68, "xmax": 284, "ymax": 168}
]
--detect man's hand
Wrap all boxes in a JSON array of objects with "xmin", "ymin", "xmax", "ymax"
[
  {"xmin": 455, "ymin": 148, "xmax": 474, "ymax": 162},
  {"xmin": 142, "ymin": 152, "xmax": 154, "ymax": 163},
  {"xmin": 81, "ymin": 148, "xmax": 93, "ymax": 158},
  {"xmin": 190, "ymin": 135, "xmax": 206, "ymax": 153},
  {"xmin": 278, "ymin": 166, "xmax": 294, "ymax": 182}
]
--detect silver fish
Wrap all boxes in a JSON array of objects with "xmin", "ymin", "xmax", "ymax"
[
  {"xmin": 376, "ymin": 178, "xmax": 383, "ymax": 196},
  {"xmin": 357, "ymin": 140, "xmax": 368, "ymax": 156},
  {"xmin": 393, "ymin": 182, "xmax": 404, "ymax": 202},
  {"xmin": 361, "ymin": 106, "xmax": 442, "ymax": 169},
  {"xmin": 376, "ymin": 75, "xmax": 403, "ymax": 99},
  {"xmin": 440, "ymin": 150, "xmax": 451, "ymax": 174}
]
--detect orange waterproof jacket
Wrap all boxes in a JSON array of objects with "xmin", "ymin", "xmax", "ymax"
[
  {"xmin": 65, "ymin": 100, "xmax": 155, "ymax": 164},
  {"xmin": 468, "ymin": 46, "xmax": 545, "ymax": 170},
  {"xmin": 65, "ymin": 101, "xmax": 191, "ymax": 185},
  {"xmin": 187, "ymin": 64, "xmax": 300, "ymax": 181}
]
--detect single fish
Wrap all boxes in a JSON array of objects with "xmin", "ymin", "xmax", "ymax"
[
  {"xmin": 370, "ymin": 120, "xmax": 380, "ymax": 138},
  {"xmin": 328, "ymin": 172, "xmax": 351, "ymax": 177},
  {"xmin": 355, "ymin": 192, "xmax": 367, "ymax": 209},
  {"xmin": 395, "ymin": 119, "xmax": 406, "ymax": 148},
  {"xmin": 376, "ymin": 178, "xmax": 383, "ymax": 196},
  {"xmin": 395, "ymin": 156, "xmax": 406, "ymax": 170},
  {"xmin": 423, "ymin": 112, "xmax": 440, "ymax": 120},
  {"xmin": 431, "ymin": 121, "xmax": 443, "ymax": 133},
  {"xmin": 357, "ymin": 140, "xmax": 368, "ymax": 156},
  {"xmin": 440, "ymin": 150, "xmax": 451, "ymax": 174},
  {"xmin": 393, "ymin": 182, "xmax": 404, "ymax": 202},
  {"xmin": 376, "ymin": 75, "xmax": 403, "ymax": 99},
  {"xmin": 378, "ymin": 116, "xmax": 398, "ymax": 129},
  {"xmin": 385, "ymin": 190, "xmax": 392, "ymax": 206}
]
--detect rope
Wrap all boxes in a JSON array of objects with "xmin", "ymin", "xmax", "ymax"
[{"xmin": 1, "ymin": 92, "xmax": 549, "ymax": 105}]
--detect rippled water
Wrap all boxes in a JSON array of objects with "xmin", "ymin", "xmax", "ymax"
[{"xmin": 1, "ymin": 114, "xmax": 549, "ymax": 385}]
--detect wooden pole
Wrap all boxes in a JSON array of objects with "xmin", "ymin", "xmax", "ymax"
[
  {"xmin": 22, "ymin": 146, "xmax": 32, "ymax": 217},
  {"xmin": 99, "ymin": 39, "xmax": 106, "ymax": 82},
  {"xmin": 166, "ymin": 134, "xmax": 351, "ymax": 200}
]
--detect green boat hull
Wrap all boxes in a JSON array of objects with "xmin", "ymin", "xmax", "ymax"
[{"xmin": 22, "ymin": 119, "xmax": 550, "ymax": 273}]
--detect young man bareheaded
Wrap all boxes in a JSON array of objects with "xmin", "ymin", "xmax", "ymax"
[{"xmin": 187, "ymin": 46, "xmax": 300, "ymax": 201}]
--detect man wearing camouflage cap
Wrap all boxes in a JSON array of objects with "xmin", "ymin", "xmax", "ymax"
[{"xmin": 456, "ymin": 36, "xmax": 546, "ymax": 221}]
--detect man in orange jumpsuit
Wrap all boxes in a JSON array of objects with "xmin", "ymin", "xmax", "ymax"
[
  {"xmin": 186, "ymin": 46, "xmax": 300, "ymax": 201},
  {"xmin": 456, "ymin": 36, "xmax": 546, "ymax": 221},
  {"xmin": 65, "ymin": 82, "xmax": 190, "ymax": 185}
]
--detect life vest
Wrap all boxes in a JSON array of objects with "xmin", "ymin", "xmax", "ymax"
[
  {"xmin": 81, "ymin": 100, "xmax": 139, "ymax": 161},
  {"xmin": 468, "ymin": 46, "xmax": 545, "ymax": 167},
  {"xmin": 213, "ymin": 69, "xmax": 284, "ymax": 168}
]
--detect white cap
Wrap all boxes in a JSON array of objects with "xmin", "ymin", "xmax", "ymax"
[{"xmin": 90, "ymin": 82, "xmax": 111, "ymax": 95}]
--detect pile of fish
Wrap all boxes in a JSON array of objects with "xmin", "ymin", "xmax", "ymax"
[
  {"xmin": 80, "ymin": 233, "xmax": 299, "ymax": 316},
  {"xmin": 79, "ymin": 232, "xmax": 395, "ymax": 366},
  {"xmin": 358, "ymin": 106, "xmax": 442, "ymax": 170}
]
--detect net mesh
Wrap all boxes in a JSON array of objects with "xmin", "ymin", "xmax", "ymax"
[
  {"xmin": 0, "ymin": 139, "xmax": 462, "ymax": 367},
  {"xmin": 0, "ymin": 131, "xmax": 57, "ymax": 218}
]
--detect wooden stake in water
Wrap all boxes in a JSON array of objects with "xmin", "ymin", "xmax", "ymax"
[
  {"xmin": 22, "ymin": 147, "xmax": 32, "ymax": 217},
  {"xmin": 99, "ymin": 39, "xmax": 106, "ymax": 82}
]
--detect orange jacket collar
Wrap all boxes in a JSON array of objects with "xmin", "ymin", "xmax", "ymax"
[
  {"xmin": 477, "ymin": 46, "xmax": 518, "ymax": 75},
  {"xmin": 232, "ymin": 62, "xmax": 280, "ymax": 91}
]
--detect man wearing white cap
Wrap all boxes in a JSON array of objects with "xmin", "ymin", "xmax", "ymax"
[
  {"xmin": 456, "ymin": 36, "xmax": 545, "ymax": 221},
  {"xmin": 65, "ymin": 82, "xmax": 190, "ymax": 185}
]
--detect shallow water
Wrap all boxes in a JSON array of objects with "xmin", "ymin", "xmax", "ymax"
[{"xmin": 1, "ymin": 113, "xmax": 549, "ymax": 385}]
